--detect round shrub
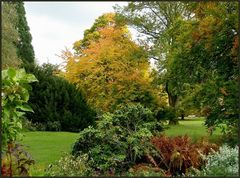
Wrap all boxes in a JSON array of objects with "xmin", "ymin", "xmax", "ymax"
[
  {"xmin": 156, "ymin": 106, "xmax": 177, "ymax": 125},
  {"xmin": 23, "ymin": 63, "xmax": 96, "ymax": 132},
  {"xmin": 72, "ymin": 103, "xmax": 163, "ymax": 174}
]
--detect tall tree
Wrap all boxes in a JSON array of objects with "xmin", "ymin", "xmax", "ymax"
[
  {"xmin": 15, "ymin": 1, "xmax": 35, "ymax": 64},
  {"xmin": 169, "ymin": 2, "xmax": 238, "ymax": 143},
  {"xmin": 115, "ymin": 2, "xmax": 191, "ymax": 124},
  {"xmin": 118, "ymin": 1, "xmax": 238, "ymax": 140},
  {"xmin": 62, "ymin": 13, "xmax": 165, "ymax": 112},
  {"xmin": 2, "ymin": 2, "xmax": 21, "ymax": 69}
]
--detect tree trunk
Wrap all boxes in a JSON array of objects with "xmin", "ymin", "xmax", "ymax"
[
  {"xmin": 181, "ymin": 114, "xmax": 185, "ymax": 120},
  {"xmin": 168, "ymin": 93, "xmax": 178, "ymax": 108},
  {"xmin": 165, "ymin": 82, "xmax": 178, "ymax": 108},
  {"xmin": 165, "ymin": 81, "xmax": 179, "ymax": 125}
]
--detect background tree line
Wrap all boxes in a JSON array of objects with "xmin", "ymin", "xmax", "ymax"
[
  {"xmin": 2, "ymin": 1, "xmax": 238, "ymax": 144},
  {"xmin": 2, "ymin": 1, "xmax": 96, "ymax": 132},
  {"xmin": 115, "ymin": 1, "xmax": 238, "ymax": 143}
]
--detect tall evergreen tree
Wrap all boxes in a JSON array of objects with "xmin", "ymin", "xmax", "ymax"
[
  {"xmin": 15, "ymin": 1, "xmax": 35, "ymax": 64},
  {"xmin": 2, "ymin": 2, "xmax": 21, "ymax": 69}
]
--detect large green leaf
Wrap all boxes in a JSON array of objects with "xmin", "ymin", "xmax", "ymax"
[
  {"xmin": 7, "ymin": 68, "xmax": 16, "ymax": 78},
  {"xmin": 26, "ymin": 74, "xmax": 38, "ymax": 82},
  {"xmin": 16, "ymin": 104, "xmax": 33, "ymax": 112}
]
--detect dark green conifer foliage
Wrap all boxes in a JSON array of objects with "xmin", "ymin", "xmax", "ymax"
[
  {"xmin": 24, "ymin": 63, "xmax": 96, "ymax": 132},
  {"xmin": 15, "ymin": 1, "xmax": 35, "ymax": 64}
]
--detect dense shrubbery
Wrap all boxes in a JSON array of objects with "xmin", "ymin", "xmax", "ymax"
[
  {"xmin": 149, "ymin": 135, "xmax": 218, "ymax": 176},
  {"xmin": 1, "ymin": 143, "xmax": 35, "ymax": 176},
  {"xmin": 49, "ymin": 133, "xmax": 227, "ymax": 177},
  {"xmin": 72, "ymin": 104, "xmax": 163, "ymax": 174},
  {"xmin": 126, "ymin": 164, "xmax": 164, "ymax": 176},
  {"xmin": 155, "ymin": 106, "xmax": 178, "ymax": 125},
  {"xmin": 45, "ymin": 153, "xmax": 93, "ymax": 176},
  {"xmin": 194, "ymin": 145, "xmax": 239, "ymax": 176},
  {"xmin": 23, "ymin": 63, "xmax": 96, "ymax": 132}
]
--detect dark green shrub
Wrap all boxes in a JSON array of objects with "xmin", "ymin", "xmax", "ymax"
[
  {"xmin": 46, "ymin": 121, "xmax": 61, "ymax": 131},
  {"xmin": 23, "ymin": 63, "xmax": 96, "ymax": 132},
  {"xmin": 156, "ymin": 106, "xmax": 178, "ymax": 125},
  {"xmin": 72, "ymin": 103, "xmax": 163, "ymax": 174}
]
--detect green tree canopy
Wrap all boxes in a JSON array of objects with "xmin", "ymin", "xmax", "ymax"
[
  {"xmin": 116, "ymin": 1, "xmax": 238, "ymax": 139},
  {"xmin": 168, "ymin": 2, "xmax": 238, "ymax": 142}
]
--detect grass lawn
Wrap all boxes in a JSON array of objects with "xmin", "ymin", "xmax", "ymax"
[
  {"xmin": 163, "ymin": 117, "xmax": 222, "ymax": 143},
  {"xmin": 21, "ymin": 117, "xmax": 222, "ymax": 176},
  {"xmin": 21, "ymin": 131, "xmax": 79, "ymax": 176}
]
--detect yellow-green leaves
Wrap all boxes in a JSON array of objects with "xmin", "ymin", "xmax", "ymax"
[{"xmin": 2, "ymin": 68, "xmax": 38, "ymax": 148}]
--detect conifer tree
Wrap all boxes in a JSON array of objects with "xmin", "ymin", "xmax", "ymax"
[
  {"xmin": 24, "ymin": 63, "xmax": 96, "ymax": 132},
  {"xmin": 15, "ymin": 1, "xmax": 35, "ymax": 64},
  {"xmin": 2, "ymin": 2, "xmax": 21, "ymax": 68}
]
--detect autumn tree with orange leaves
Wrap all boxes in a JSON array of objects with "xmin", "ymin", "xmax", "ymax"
[{"xmin": 62, "ymin": 13, "xmax": 166, "ymax": 112}]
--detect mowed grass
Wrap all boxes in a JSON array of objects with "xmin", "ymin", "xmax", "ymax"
[
  {"xmin": 21, "ymin": 131, "xmax": 79, "ymax": 176},
  {"xmin": 21, "ymin": 117, "xmax": 222, "ymax": 175},
  {"xmin": 163, "ymin": 117, "xmax": 222, "ymax": 143}
]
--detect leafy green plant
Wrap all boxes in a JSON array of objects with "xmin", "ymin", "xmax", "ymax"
[
  {"xmin": 72, "ymin": 103, "xmax": 163, "ymax": 174},
  {"xmin": 21, "ymin": 118, "xmax": 37, "ymax": 131},
  {"xmin": 1, "ymin": 68, "xmax": 37, "ymax": 176},
  {"xmin": 2, "ymin": 68, "xmax": 37, "ymax": 149},
  {"xmin": 45, "ymin": 153, "xmax": 92, "ymax": 176}
]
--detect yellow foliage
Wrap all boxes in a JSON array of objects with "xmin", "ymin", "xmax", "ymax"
[{"xmin": 62, "ymin": 20, "xmax": 163, "ymax": 112}]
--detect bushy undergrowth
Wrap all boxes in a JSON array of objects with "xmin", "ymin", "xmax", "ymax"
[
  {"xmin": 72, "ymin": 103, "xmax": 163, "ymax": 174},
  {"xmin": 199, "ymin": 145, "xmax": 238, "ymax": 176},
  {"xmin": 126, "ymin": 164, "xmax": 164, "ymax": 176},
  {"xmin": 150, "ymin": 135, "xmax": 218, "ymax": 176},
  {"xmin": 45, "ymin": 153, "xmax": 93, "ymax": 176},
  {"xmin": 1, "ymin": 143, "xmax": 35, "ymax": 176}
]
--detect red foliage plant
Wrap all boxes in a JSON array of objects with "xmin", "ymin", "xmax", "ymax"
[
  {"xmin": 1, "ymin": 143, "xmax": 35, "ymax": 176},
  {"xmin": 149, "ymin": 135, "xmax": 218, "ymax": 176}
]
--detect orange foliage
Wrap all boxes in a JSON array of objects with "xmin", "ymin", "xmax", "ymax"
[
  {"xmin": 62, "ymin": 16, "xmax": 163, "ymax": 111},
  {"xmin": 148, "ymin": 135, "xmax": 218, "ymax": 176}
]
